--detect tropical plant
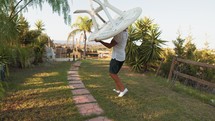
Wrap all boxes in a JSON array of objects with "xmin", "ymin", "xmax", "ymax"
[
  {"xmin": 35, "ymin": 20, "xmax": 45, "ymax": 32},
  {"xmin": 68, "ymin": 16, "xmax": 93, "ymax": 59},
  {"xmin": 16, "ymin": 46, "xmax": 34, "ymax": 68},
  {"xmin": 125, "ymin": 25, "xmax": 142, "ymax": 72},
  {"xmin": 126, "ymin": 17, "xmax": 166, "ymax": 72},
  {"xmin": 141, "ymin": 24, "xmax": 166, "ymax": 71},
  {"xmin": 0, "ymin": 81, "xmax": 5, "ymax": 99},
  {"xmin": 0, "ymin": 44, "xmax": 11, "ymax": 81},
  {"xmin": 23, "ymin": 30, "xmax": 41, "ymax": 45},
  {"xmin": 33, "ymin": 33, "xmax": 49, "ymax": 64},
  {"xmin": 0, "ymin": 12, "xmax": 19, "ymax": 44},
  {"xmin": 0, "ymin": 0, "xmax": 72, "ymax": 67},
  {"xmin": 67, "ymin": 30, "xmax": 78, "ymax": 60},
  {"xmin": 17, "ymin": 15, "xmax": 30, "ymax": 44}
]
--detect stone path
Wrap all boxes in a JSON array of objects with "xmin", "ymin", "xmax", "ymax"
[{"xmin": 68, "ymin": 61, "xmax": 112, "ymax": 121}]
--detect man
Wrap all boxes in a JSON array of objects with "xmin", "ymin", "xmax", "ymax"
[{"xmin": 96, "ymin": 28, "xmax": 128, "ymax": 97}]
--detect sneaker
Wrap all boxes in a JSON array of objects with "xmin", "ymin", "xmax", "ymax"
[
  {"xmin": 118, "ymin": 88, "xmax": 128, "ymax": 97},
  {"xmin": 113, "ymin": 89, "xmax": 120, "ymax": 93}
]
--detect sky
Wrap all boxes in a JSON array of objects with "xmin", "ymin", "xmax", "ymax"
[{"xmin": 23, "ymin": 0, "xmax": 215, "ymax": 49}]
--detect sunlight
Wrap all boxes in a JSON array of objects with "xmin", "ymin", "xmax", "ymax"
[
  {"xmin": 43, "ymin": 82, "xmax": 65, "ymax": 86},
  {"xmin": 143, "ymin": 109, "xmax": 174, "ymax": 120},
  {"xmin": 23, "ymin": 77, "xmax": 64, "ymax": 86},
  {"xmin": 87, "ymin": 84, "xmax": 102, "ymax": 88},
  {"xmin": 89, "ymin": 74, "xmax": 101, "ymax": 77},
  {"xmin": 2, "ymin": 84, "xmax": 71, "ymax": 112},
  {"xmin": 33, "ymin": 72, "xmax": 59, "ymax": 77},
  {"xmin": 109, "ymin": 96, "xmax": 139, "ymax": 110},
  {"xmin": 3, "ymin": 96, "xmax": 73, "ymax": 111},
  {"xmin": 23, "ymin": 78, "xmax": 44, "ymax": 86},
  {"xmin": 125, "ymin": 73, "xmax": 142, "ymax": 77}
]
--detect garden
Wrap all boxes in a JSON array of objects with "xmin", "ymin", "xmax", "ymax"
[{"xmin": 1, "ymin": 0, "xmax": 215, "ymax": 121}]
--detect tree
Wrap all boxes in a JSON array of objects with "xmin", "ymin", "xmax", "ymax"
[
  {"xmin": 33, "ymin": 33, "xmax": 49, "ymax": 64},
  {"xmin": 68, "ymin": 16, "xmax": 93, "ymax": 59},
  {"xmin": 0, "ymin": 0, "xmax": 71, "ymax": 23},
  {"xmin": 172, "ymin": 35, "xmax": 185, "ymax": 58},
  {"xmin": 126, "ymin": 17, "xmax": 165, "ymax": 72},
  {"xmin": 0, "ymin": 0, "xmax": 71, "ymax": 43},
  {"xmin": 184, "ymin": 33, "xmax": 196, "ymax": 60},
  {"xmin": 67, "ymin": 29, "xmax": 80, "ymax": 61},
  {"xmin": 35, "ymin": 20, "xmax": 45, "ymax": 32},
  {"xmin": 141, "ymin": 25, "xmax": 166, "ymax": 71},
  {"xmin": 17, "ymin": 14, "xmax": 29, "ymax": 44}
]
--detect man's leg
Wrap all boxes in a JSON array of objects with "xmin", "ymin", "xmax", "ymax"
[{"xmin": 109, "ymin": 73, "xmax": 125, "ymax": 91}]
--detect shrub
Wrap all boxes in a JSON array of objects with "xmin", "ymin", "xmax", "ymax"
[
  {"xmin": 16, "ymin": 46, "xmax": 34, "ymax": 68},
  {"xmin": 0, "ymin": 82, "xmax": 5, "ymax": 99}
]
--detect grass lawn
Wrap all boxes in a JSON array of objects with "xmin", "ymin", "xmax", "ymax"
[
  {"xmin": 79, "ymin": 59, "xmax": 215, "ymax": 121},
  {"xmin": 1, "ymin": 59, "xmax": 214, "ymax": 121},
  {"xmin": 0, "ymin": 62, "xmax": 85, "ymax": 121}
]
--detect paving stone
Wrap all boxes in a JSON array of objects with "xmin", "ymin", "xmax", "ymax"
[
  {"xmin": 70, "ymin": 75, "xmax": 80, "ymax": 77},
  {"xmin": 73, "ymin": 95, "xmax": 96, "ymax": 104},
  {"xmin": 68, "ymin": 81, "xmax": 83, "ymax": 84},
  {"xmin": 67, "ymin": 70, "xmax": 78, "ymax": 75},
  {"xmin": 70, "ymin": 66, "xmax": 79, "ymax": 69},
  {"xmin": 73, "ymin": 62, "xmax": 81, "ymax": 67},
  {"xmin": 76, "ymin": 103, "xmax": 104, "ymax": 116},
  {"xmin": 69, "ymin": 83, "xmax": 85, "ymax": 89},
  {"xmin": 72, "ymin": 89, "xmax": 90, "ymax": 95},
  {"xmin": 68, "ymin": 62, "xmax": 110, "ymax": 119},
  {"xmin": 68, "ymin": 75, "xmax": 79, "ymax": 79},
  {"xmin": 86, "ymin": 116, "xmax": 112, "ymax": 121},
  {"xmin": 68, "ymin": 76, "xmax": 81, "ymax": 81},
  {"xmin": 68, "ymin": 73, "xmax": 79, "ymax": 77}
]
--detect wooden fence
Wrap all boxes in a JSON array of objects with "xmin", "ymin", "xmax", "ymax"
[{"xmin": 168, "ymin": 57, "xmax": 215, "ymax": 88}]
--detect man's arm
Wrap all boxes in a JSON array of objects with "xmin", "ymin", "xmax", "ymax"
[{"xmin": 99, "ymin": 39, "xmax": 117, "ymax": 49}]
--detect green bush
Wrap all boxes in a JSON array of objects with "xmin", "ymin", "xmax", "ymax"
[
  {"xmin": 16, "ymin": 46, "xmax": 34, "ymax": 68},
  {"xmin": 0, "ymin": 82, "xmax": 5, "ymax": 99},
  {"xmin": 159, "ymin": 48, "xmax": 175, "ymax": 77},
  {"xmin": 0, "ymin": 45, "xmax": 10, "ymax": 79}
]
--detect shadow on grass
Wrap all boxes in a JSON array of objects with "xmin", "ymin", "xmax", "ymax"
[
  {"xmin": 1, "ymin": 103, "xmax": 81, "ymax": 121},
  {"xmin": 0, "ymin": 62, "xmax": 84, "ymax": 121}
]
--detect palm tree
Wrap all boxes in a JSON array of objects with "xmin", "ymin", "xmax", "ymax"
[
  {"xmin": 126, "ymin": 17, "xmax": 165, "ymax": 72},
  {"xmin": 35, "ymin": 20, "xmax": 45, "ymax": 32},
  {"xmin": 68, "ymin": 16, "xmax": 93, "ymax": 59},
  {"xmin": 140, "ymin": 24, "xmax": 166, "ymax": 71},
  {"xmin": 67, "ymin": 29, "xmax": 79, "ymax": 61}
]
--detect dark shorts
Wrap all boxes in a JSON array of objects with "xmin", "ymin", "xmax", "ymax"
[{"xmin": 109, "ymin": 59, "xmax": 124, "ymax": 74}]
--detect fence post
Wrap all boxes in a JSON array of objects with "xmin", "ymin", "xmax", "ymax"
[
  {"xmin": 155, "ymin": 58, "xmax": 165, "ymax": 76},
  {"xmin": 168, "ymin": 57, "xmax": 176, "ymax": 81}
]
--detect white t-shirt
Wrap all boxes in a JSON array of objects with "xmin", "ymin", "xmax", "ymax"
[{"xmin": 112, "ymin": 30, "xmax": 128, "ymax": 61}]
